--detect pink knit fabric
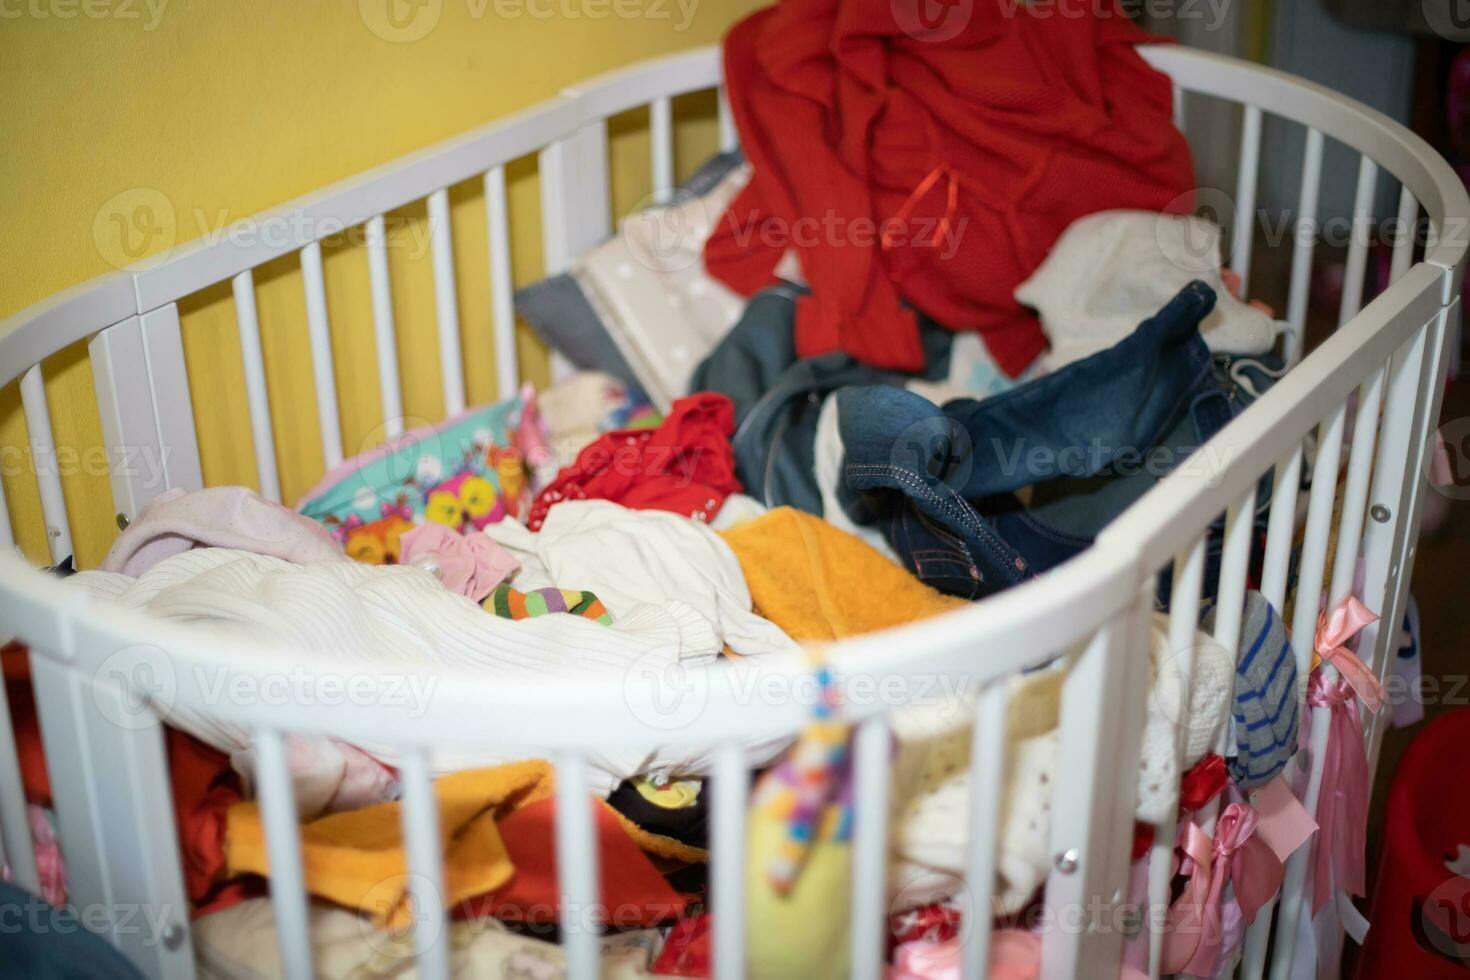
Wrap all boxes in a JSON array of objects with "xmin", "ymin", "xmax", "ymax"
[{"xmin": 103, "ymin": 487, "xmax": 345, "ymax": 576}]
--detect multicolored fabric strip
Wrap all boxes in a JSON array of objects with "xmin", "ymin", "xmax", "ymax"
[
  {"xmin": 756, "ymin": 650, "xmax": 854, "ymax": 893},
  {"xmin": 483, "ymin": 584, "xmax": 613, "ymax": 625}
]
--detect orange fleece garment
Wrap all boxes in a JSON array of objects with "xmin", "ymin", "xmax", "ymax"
[{"xmin": 720, "ymin": 507, "xmax": 967, "ymax": 640}]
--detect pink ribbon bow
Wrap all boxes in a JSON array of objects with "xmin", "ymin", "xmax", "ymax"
[
  {"xmin": 1314, "ymin": 596, "xmax": 1384, "ymax": 713},
  {"xmin": 1162, "ymin": 822, "xmax": 1215, "ymax": 975},
  {"xmin": 1162, "ymin": 804, "xmax": 1283, "ymax": 976},
  {"xmin": 1305, "ymin": 673, "xmax": 1371, "ymax": 916},
  {"xmin": 1219, "ymin": 805, "xmax": 1286, "ymax": 925},
  {"xmin": 398, "ymin": 523, "xmax": 519, "ymax": 602}
]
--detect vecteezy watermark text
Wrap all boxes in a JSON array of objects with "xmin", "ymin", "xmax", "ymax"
[
  {"xmin": 0, "ymin": 0, "xmax": 168, "ymax": 29},
  {"xmin": 358, "ymin": 0, "xmax": 699, "ymax": 43},
  {"xmin": 95, "ymin": 645, "xmax": 439, "ymax": 731}
]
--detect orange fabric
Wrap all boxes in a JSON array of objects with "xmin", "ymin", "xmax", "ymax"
[
  {"xmin": 226, "ymin": 760, "xmax": 554, "ymax": 930},
  {"xmin": 720, "ymin": 507, "xmax": 967, "ymax": 641}
]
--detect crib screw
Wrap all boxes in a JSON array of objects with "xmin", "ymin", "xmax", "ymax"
[
  {"xmin": 162, "ymin": 922, "xmax": 185, "ymax": 951},
  {"xmin": 1054, "ymin": 848, "xmax": 1079, "ymax": 874},
  {"xmin": 116, "ymin": 512, "xmax": 130, "ymax": 531},
  {"xmin": 1370, "ymin": 504, "xmax": 1391, "ymax": 523}
]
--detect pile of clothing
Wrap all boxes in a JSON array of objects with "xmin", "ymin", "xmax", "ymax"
[{"xmin": 3, "ymin": 1, "xmax": 1386, "ymax": 977}]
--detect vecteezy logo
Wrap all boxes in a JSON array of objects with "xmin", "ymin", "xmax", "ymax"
[
  {"xmin": 890, "ymin": 414, "xmax": 974, "ymax": 493},
  {"xmin": 1156, "ymin": 187, "xmax": 1237, "ymax": 276},
  {"xmin": 357, "ymin": 873, "xmax": 444, "ymax": 958},
  {"xmin": 359, "ymin": 0, "xmax": 442, "ymax": 42},
  {"xmin": 93, "ymin": 645, "xmax": 177, "ymax": 731},
  {"xmin": 92, "ymin": 188, "xmax": 176, "ymax": 271},
  {"xmin": 1147, "ymin": 639, "xmax": 1257, "ymax": 737},
  {"xmin": 623, "ymin": 187, "xmax": 710, "ymax": 275},
  {"xmin": 1428, "ymin": 417, "xmax": 1470, "ymax": 501},
  {"xmin": 1415, "ymin": 871, "xmax": 1470, "ymax": 967},
  {"xmin": 891, "ymin": 0, "xmax": 973, "ymax": 42},
  {"xmin": 1423, "ymin": 0, "xmax": 1470, "ymax": 41},
  {"xmin": 622, "ymin": 646, "xmax": 709, "ymax": 731},
  {"xmin": 888, "ymin": 871, "xmax": 974, "ymax": 946}
]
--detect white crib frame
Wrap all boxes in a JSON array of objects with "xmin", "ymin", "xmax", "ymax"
[{"xmin": 0, "ymin": 44, "xmax": 1465, "ymax": 980}]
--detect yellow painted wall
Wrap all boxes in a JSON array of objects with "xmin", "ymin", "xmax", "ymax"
[{"xmin": 0, "ymin": 0, "xmax": 758, "ymax": 567}]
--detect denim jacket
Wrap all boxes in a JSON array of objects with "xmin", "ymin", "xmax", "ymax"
[{"xmin": 837, "ymin": 281, "xmax": 1241, "ymax": 599}]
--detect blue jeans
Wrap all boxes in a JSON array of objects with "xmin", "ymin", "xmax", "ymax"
[
  {"xmin": 691, "ymin": 284, "xmax": 955, "ymax": 512},
  {"xmin": 837, "ymin": 281, "xmax": 1226, "ymax": 599}
]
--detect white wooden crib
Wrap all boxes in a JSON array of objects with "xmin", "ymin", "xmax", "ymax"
[{"xmin": 0, "ymin": 43, "xmax": 1465, "ymax": 980}]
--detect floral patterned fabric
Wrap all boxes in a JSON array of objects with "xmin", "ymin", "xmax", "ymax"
[{"xmin": 296, "ymin": 392, "xmax": 536, "ymax": 564}]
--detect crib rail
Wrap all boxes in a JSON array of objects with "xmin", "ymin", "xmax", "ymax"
[{"xmin": 0, "ymin": 42, "xmax": 1467, "ymax": 980}]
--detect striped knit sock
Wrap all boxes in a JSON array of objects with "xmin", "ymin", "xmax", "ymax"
[{"xmin": 483, "ymin": 584, "xmax": 613, "ymax": 625}]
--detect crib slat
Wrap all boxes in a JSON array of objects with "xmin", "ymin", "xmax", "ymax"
[
  {"xmin": 1229, "ymin": 462, "xmax": 1298, "ymax": 970},
  {"xmin": 1285, "ymin": 127, "xmax": 1324, "ymax": 366},
  {"xmin": 301, "ymin": 241, "xmax": 344, "ymax": 469},
  {"xmin": 295, "ymin": 243, "xmax": 343, "ymax": 476},
  {"xmin": 1211, "ymin": 487, "xmax": 1258, "ymax": 662},
  {"xmin": 0, "ymin": 644, "xmax": 37, "ymax": 894},
  {"xmin": 91, "ymin": 308, "xmax": 206, "ymax": 523},
  {"xmin": 1260, "ymin": 447, "xmax": 1304, "ymax": 609},
  {"xmin": 0, "ymin": 475, "xmax": 13, "ymax": 551},
  {"xmin": 141, "ymin": 304, "xmax": 206, "ymax": 493},
  {"xmin": 1328, "ymin": 366, "xmax": 1387, "ymax": 604},
  {"xmin": 89, "ymin": 317, "xmax": 157, "ymax": 521},
  {"xmin": 1240, "ymin": 897, "xmax": 1275, "ymax": 976},
  {"xmin": 961, "ymin": 681, "xmax": 1009, "ymax": 980},
  {"xmin": 1391, "ymin": 186, "xmax": 1419, "ymax": 286},
  {"xmin": 1273, "ymin": 673, "xmax": 1341, "ymax": 980},
  {"xmin": 1290, "ymin": 405, "xmax": 1348, "ymax": 659},
  {"xmin": 1364, "ymin": 308, "xmax": 1452, "ymax": 792},
  {"xmin": 428, "ymin": 188, "xmax": 466, "ymax": 416},
  {"xmin": 1231, "ymin": 105, "xmax": 1263, "ymax": 294},
  {"xmin": 1189, "ymin": 489, "xmax": 1260, "ymax": 841},
  {"xmin": 1147, "ymin": 534, "xmax": 1207, "ymax": 979},
  {"xmin": 366, "ymin": 214, "xmax": 405, "ymax": 440},
  {"xmin": 1168, "ymin": 537, "xmax": 1209, "ymax": 703},
  {"xmin": 1270, "ymin": 403, "xmax": 1350, "ymax": 980},
  {"xmin": 255, "ymin": 729, "xmax": 314, "ymax": 980},
  {"xmin": 718, "ymin": 86, "xmax": 737, "ymax": 153},
  {"xmin": 711, "ymin": 743, "xmax": 747, "ymax": 980},
  {"xmin": 651, "ymin": 96, "xmax": 675, "ymax": 205},
  {"xmin": 19, "ymin": 365, "xmax": 71, "ymax": 565},
  {"xmin": 539, "ymin": 121, "xmax": 612, "ymax": 276},
  {"xmin": 232, "ymin": 269, "xmax": 283, "ymax": 503},
  {"xmin": 1361, "ymin": 321, "xmax": 1434, "ymax": 678},
  {"xmin": 1046, "ymin": 598, "xmax": 1149, "ymax": 978},
  {"xmin": 1172, "ymin": 83, "xmax": 1186, "ymax": 131},
  {"xmin": 484, "ymin": 165, "xmax": 520, "ymax": 399},
  {"xmin": 399, "ymin": 750, "xmax": 450, "ymax": 980},
  {"xmin": 1338, "ymin": 156, "xmax": 1380, "ymax": 328},
  {"xmin": 539, "ymin": 122, "xmax": 611, "ymax": 385},
  {"xmin": 31, "ymin": 646, "xmax": 195, "ymax": 978},
  {"xmin": 555, "ymin": 750, "xmax": 600, "ymax": 980},
  {"xmin": 851, "ymin": 714, "xmax": 892, "ymax": 980}
]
